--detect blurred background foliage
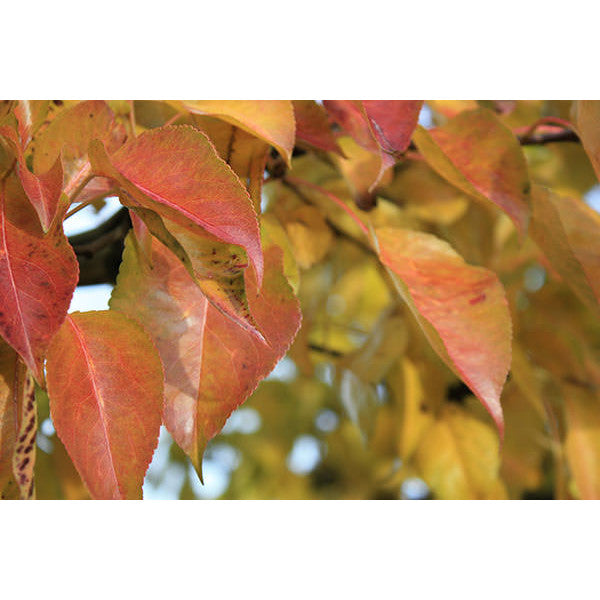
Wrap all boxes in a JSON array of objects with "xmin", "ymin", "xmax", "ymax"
[{"xmin": 29, "ymin": 100, "xmax": 600, "ymax": 499}]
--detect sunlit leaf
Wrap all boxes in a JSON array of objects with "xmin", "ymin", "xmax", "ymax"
[
  {"xmin": 413, "ymin": 108, "xmax": 531, "ymax": 234},
  {"xmin": 181, "ymin": 100, "xmax": 295, "ymax": 165},
  {"xmin": 415, "ymin": 404, "xmax": 504, "ymax": 499},
  {"xmin": 89, "ymin": 125, "xmax": 264, "ymax": 285},
  {"xmin": 46, "ymin": 312, "xmax": 164, "ymax": 499},
  {"xmin": 33, "ymin": 100, "xmax": 123, "ymax": 175},
  {"xmin": 376, "ymin": 227, "xmax": 511, "ymax": 437},
  {"xmin": 0, "ymin": 177, "xmax": 78, "ymax": 380},
  {"xmin": 110, "ymin": 231, "xmax": 301, "ymax": 473}
]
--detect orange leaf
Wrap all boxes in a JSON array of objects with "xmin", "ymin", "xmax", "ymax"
[
  {"xmin": 181, "ymin": 100, "xmax": 296, "ymax": 165},
  {"xmin": 89, "ymin": 125, "xmax": 264, "ymax": 286},
  {"xmin": 110, "ymin": 230, "xmax": 301, "ymax": 472},
  {"xmin": 376, "ymin": 227, "xmax": 512, "ymax": 437},
  {"xmin": 412, "ymin": 108, "xmax": 531, "ymax": 234},
  {"xmin": 0, "ymin": 178, "xmax": 78, "ymax": 380},
  {"xmin": 46, "ymin": 312, "xmax": 164, "ymax": 500}
]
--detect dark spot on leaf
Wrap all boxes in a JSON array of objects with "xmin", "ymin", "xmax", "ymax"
[{"xmin": 469, "ymin": 293, "xmax": 486, "ymax": 305}]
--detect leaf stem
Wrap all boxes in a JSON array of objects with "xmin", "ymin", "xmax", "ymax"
[
  {"xmin": 128, "ymin": 100, "xmax": 137, "ymax": 138},
  {"xmin": 64, "ymin": 188, "xmax": 119, "ymax": 220}
]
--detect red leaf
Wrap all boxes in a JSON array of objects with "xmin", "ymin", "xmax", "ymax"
[
  {"xmin": 46, "ymin": 312, "xmax": 164, "ymax": 500},
  {"xmin": 0, "ymin": 178, "xmax": 78, "ymax": 381},
  {"xmin": 89, "ymin": 125, "xmax": 264, "ymax": 286},
  {"xmin": 0, "ymin": 124, "xmax": 63, "ymax": 231},
  {"xmin": 412, "ymin": 108, "xmax": 531, "ymax": 235},
  {"xmin": 323, "ymin": 100, "xmax": 423, "ymax": 190},
  {"xmin": 292, "ymin": 100, "xmax": 343, "ymax": 154},
  {"xmin": 376, "ymin": 227, "xmax": 512, "ymax": 437},
  {"xmin": 362, "ymin": 100, "xmax": 423, "ymax": 154},
  {"xmin": 110, "ymin": 230, "xmax": 301, "ymax": 472}
]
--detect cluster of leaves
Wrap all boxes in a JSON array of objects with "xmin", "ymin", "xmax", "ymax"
[{"xmin": 1, "ymin": 100, "xmax": 599, "ymax": 500}]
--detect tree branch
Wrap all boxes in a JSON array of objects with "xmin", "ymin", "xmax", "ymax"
[{"xmin": 69, "ymin": 207, "xmax": 131, "ymax": 286}]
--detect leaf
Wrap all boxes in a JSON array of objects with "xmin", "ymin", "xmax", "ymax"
[
  {"xmin": 110, "ymin": 230, "xmax": 301, "ymax": 472},
  {"xmin": 375, "ymin": 227, "xmax": 512, "ymax": 437},
  {"xmin": 412, "ymin": 108, "xmax": 531, "ymax": 234},
  {"xmin": 0, "ymin": 124, "xmax": 63, "ymax": 231},
  {"xmin": 570, "ymin": 100, "xmax": 600, "ymax": 182},
  {"xmin": 292, "ymin": 100, "xmax": 343, "ymax": 155},
  {"xmin": 0, "ymin": 177, "xmax": 79, "ymax": 380},
  {"xmin": 46, "ymin": 311, "xmax": 164, "ymax": 500},
  {"xmin": 11, "ymin": 368, "xmax": 36, "ymax": 499},
  {"xmin": 191, "ymin": 116, "xmax": 269, "ymax": 212},
  {"xmin": 0, "ymin": 346, "xmax": 37, "ymax": 500},
  {"xmin": 387, "ymin": 358, "xmax": 435, "ymax": 460},
  {"xmin": 362, "ymin": 100, "xmax": 423, "ymax": 154},
  {"xmin": 563, "ymin": 384, "xmax": 600, "ymax": 499},
  {"xmin": 33, "ymin": 100, "xmax": 123, "ymax": 175},
  {"xmin": 181, "ymin": 100, "xmax": 296, "ymax": 165},
  {"xmin": 382, "ymin": 159, "xmax": 468, "ymax": 226},
  {"xmin": 0, "ymin": 339, "xmax": 18, "ymax": 492},
  {"xmin": 89, "ymin": 125, "xmax": 264, "ymax": 286},
  {"xmin": 415, "ymin": 404, "xmax": 504, "ymax": 499},
  {"xmin": 530, "ymin": 185, "xmax": 600, "ymax": 311},
  {"xmin": 323, "ymin": 100, "xmax": 422, "ymax": 191}
]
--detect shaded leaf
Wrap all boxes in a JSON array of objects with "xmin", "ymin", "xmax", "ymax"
[
  {"xmin": 89, "ymin": 125, "xmax": 264, "ymax": 285},
  {"xmin": 413, "ymin": 108, "xmax": 531, "ymax": 234},
  {"xmin": 530, "ymin": 184, "xmax": 600, "ymax": 311},
  {"xmin": 0, "ymin": 339, "xmax": 19, "ymax": 492},
  {"xmin": 46, "ymin": 311, "xmax": 164, "ymax": 499},
  {"xmin": 564, "ymin": 384, "xmax": 600, "ymax": 499},
  {"xmin": 292, "ymin": 100, "xmax": 343, "ymax": 154},
  {"xmin": 110, "ymin": 231, "xmax": 301, "ymax": 472},
  {"xmin": 376, "ymin": 227, "xmax": 511, "ymax": 437},
  {"xmin": 181, "ymin": 100, "xmax": 295, "ymax": 165},
  {"xmin": 0, "ymin": 178, "xmax": 78, "ymax": 380},
  {"xmin": 0, "ymin": 124, "xmax": 63, "ymax": 231},
  {"xmin": 570, "ymin": 100, "xmax": 600, "ymax": 182}
]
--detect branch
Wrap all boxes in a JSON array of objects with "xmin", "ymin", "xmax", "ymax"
[{"xmin": 68, "ymin": 207, "xmax": 131, "ymax": 286}]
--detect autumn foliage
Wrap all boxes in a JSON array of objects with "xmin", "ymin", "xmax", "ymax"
[{"xmin": 1, "ymin": 100, "xmax": 599, "ymax": 500}]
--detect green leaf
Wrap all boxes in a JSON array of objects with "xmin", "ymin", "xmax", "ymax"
[{"xmin": 46, "ymin": 312, "xmax": 164, "ymax": 499}]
